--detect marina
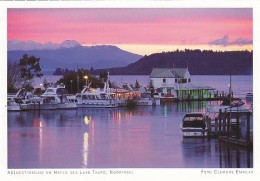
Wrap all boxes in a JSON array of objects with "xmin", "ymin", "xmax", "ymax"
[
  {"xmin": 8, "ymin": 100, "xmax": 253, "ymax": 168},
  {"xmin": 4, "ymin": 6, "xmax": 255, "ymax": 180},
  {"xmin": 7, "ymin": 74, "xmax": 254, "ymax": 168}
]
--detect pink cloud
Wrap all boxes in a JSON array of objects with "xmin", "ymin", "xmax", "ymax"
[{"xmin": 8, "ymin": 8, "xmax": 252, "ymax": 46}]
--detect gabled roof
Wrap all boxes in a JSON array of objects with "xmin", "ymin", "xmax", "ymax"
[
  {"xmin": 170, "ymin": 68, "xmax": 189, "ymax": 78},
  {"xmin": 150, "ymin": 68, "xmax": 174, "ymax": 78},
  {"xmin": 150, "ymin": 68, "xmax": 189, "ymax": 78}
]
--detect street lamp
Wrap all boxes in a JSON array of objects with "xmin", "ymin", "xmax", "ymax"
[{"xmin": 84, "ymin": 75, "xmax": 88, "ymax": 86}]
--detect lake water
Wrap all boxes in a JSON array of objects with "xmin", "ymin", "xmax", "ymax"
[{"xmin": 8, "ymin": 101, "xmax": 253, "ymax": 168}]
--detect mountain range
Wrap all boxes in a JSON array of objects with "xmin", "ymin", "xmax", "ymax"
[
  {"xmin": 8, "ymin": 40, "xmax": 83, "ymax": 50},
  {"xmin": 7, "ymin": 40, "xmax": 253, "ymax": 75},
  {"xmin": 7, "ymin": 40, "xmax": 143, "ymax": 73}
]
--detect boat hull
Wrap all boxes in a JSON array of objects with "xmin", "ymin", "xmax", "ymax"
[
  {"xmin": 7, "ymin": 105, "xmax": 21, "ymax": 111},
  {"xmin": 21, "ymin": 102, "xmax": 77, "ymax": 110},
  {"xmin": 25, "ymin": 103, "xmax": 58, "ymax": 110},
  {"xmin": 134, "ymin": 99, "xmax": 160, "ymax": 106},
  {"xmin": 77, "ymin": 103, "xmax": 118, "ymax": 108},
  {"xmin": 181, "ymin": 128, "xmax": 208, "ymax": 137}
]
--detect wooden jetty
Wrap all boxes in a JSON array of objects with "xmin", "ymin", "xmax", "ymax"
[{"xmin": 206, "ymin": 109, "xmax": 253, "ymax": 148}]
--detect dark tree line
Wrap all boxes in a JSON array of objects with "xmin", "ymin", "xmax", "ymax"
[
  {"xmin": 56, "ymin": 70, "xmax": 109, "ymax": 94},
  {"xmin": 86, "ymin": 50, "xmax": 253, "ymax": 75}
]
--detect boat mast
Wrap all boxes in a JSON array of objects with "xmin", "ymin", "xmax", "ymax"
[
  {"xmin": 229, "ymin": 74, "xmax": 232, "ymax": 120},
  {"xmin": 77, "ymin": 65, "xmax": 79, "ymax": 93}
]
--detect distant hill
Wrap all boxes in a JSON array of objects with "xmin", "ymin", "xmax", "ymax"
[
  {"xmin": 7, "ymin": 41, "xmax": 142, "ymax": 74},
  {"xmin": 89, "ymin": 50, "xmax": 253, "ymax": 75}
]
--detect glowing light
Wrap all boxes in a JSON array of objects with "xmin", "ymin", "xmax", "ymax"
[
  {"xmin": 84, "ymin": 75, "xmax": 88, "ymax": 79},
  {"xmin": 84, "ymin": 116, "xmax": 89, "ymax": 125}
]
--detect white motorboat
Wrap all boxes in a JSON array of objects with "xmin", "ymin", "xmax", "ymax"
[
  {"xmin": 76, "ymin": 79, "xmax": 119, "ymax": 108},
  {"xmin": 7, "ymin": 97, "xmax": 21, "ymax": 111},
  {"xmin": 76, "ymin": 87, "xmax": 118, "ymax": 108},
  {"xmin": 132, "ymin": 91, "xmax": 160, "ymax": 106},
  {"xmin": 25, "ymin": 84, "xmax": 77, "ymax": 110},
  {"xmin": 7, "ymin": 88, "xmax": 32, "ymax": 111},
  {"xmin": 180, "ymin": 113, "xmax": 208, "ymax": 137}
]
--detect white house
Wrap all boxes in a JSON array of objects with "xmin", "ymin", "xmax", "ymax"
[{"xmin": 149, "ymin": 68, "xmax": 214, "ymax": 100}]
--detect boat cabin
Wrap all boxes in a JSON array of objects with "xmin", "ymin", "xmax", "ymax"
[{"xmin": 182, "ymin": 113, "xmax": 206, "ymax": 129}]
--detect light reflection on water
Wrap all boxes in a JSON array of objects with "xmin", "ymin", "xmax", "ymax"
[{"xmin": 8, "ymin": 101, "xmax": 253, "ymax": 168}]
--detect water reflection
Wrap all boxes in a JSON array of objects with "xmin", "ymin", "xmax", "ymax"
[
  {"xmin": 181, "ymin": 138, "xmax": 253, "ymax": 168},
  {"xmin": 217, "ymin": 141, "xmax": 252, "ymax": 168},
  {"xmin": 176, "ymin": 101, "xmax": 209, "ymax": 113},
  {"xmin": 8, "ymin": 101, "xmax": 253, "ymax": 168},
  {"xmin": 83, "ymin": 132, "xmax": 89, "ymax": 167}
]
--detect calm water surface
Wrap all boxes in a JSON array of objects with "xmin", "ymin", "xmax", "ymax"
[{"xmin": 8, "ymin": 101, "xmax": 253, "ymax": 168}]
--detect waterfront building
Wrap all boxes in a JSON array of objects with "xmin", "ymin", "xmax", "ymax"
[{"xmin": 149, "ymin": 68, "xmax": 215, "ymax": 101}]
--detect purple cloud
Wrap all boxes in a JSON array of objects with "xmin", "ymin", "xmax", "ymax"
[{"xmin": 209, "ymin": 35, "xmax": 252, "ymax": 46}]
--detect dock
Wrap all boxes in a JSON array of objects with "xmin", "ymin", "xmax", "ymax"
[{"xmin": 206, "ymin": 109, "xmax": 253, "ymax": 148}]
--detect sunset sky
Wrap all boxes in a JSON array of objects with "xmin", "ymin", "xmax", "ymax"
[{"xmin": 8, "ymin": 8, "xmax": 252, "ymax": 55}]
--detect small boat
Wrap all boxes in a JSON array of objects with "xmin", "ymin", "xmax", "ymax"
[
  {"xmin": 245, "ymin": 92, "xmax": 253, "ymax": 102},
  {"xmin": 180, "ymin": 113, "xmax": 207, "ymax": 137}
]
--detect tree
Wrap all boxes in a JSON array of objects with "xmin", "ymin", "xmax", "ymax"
[
  {"xmin": 7, "ymin": 61, "xmax": 23, "ymax": 93},
  {"xmin": 135, "ymin": 80, "xmax": 140, "ymax": 90},
  {"xmin": 19, "ymin": 54, "xmax": 43, "ymax": 88},
  {"xmin": 99, "ymin": 71, "xmax": 108, "ymax": 82},
  {"xmin": 43, "ymin": 78, "xmax": 49, "ymax": 90},
  {"xmin": 122, "ymin": 84, "xmax": 129, "ymax": 90},
  {"xmin": 57, "ymin": 70, "xmax": 104, "ymax": 94}
]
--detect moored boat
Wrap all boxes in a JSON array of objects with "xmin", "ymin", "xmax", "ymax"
[
  {"xmin": 7, "ymin": 88, "xmax": 33, "ymax": 111},
  {"xmin": 76, "ymin": 81, "xmax": 119, "ymax": 108},
  {"xmin": 132, "ymin": 91, "xmax": 160, "ymax": 106},
  {"xmin": 245, "ymin": 92, "xmax": 253, "ymax": 102},
  {"xmin": 7, "ymin": 97, "xmax": 21, "ymax": 111},
  {"xmin": 23, "ymin": 84, "xmax": 77, "ymax": 110},
  {"xmin": 180, "ymin": 113, "xmax": 208, "ymax": 137}
]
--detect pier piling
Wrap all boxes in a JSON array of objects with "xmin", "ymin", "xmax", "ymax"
[
  {"xmin": 218, "ymin": 109, "xmax": 222, "ymax": 136},
  {"xmin": 236, "ymin": 112, "xmax": 240, "ymax": 139},
  {"xmin": 211, "ymin": 110, "xmax": 253, "ymax": 148},
  {"xmin": 227, "ymin": 116, "xmax": 230, "ymax": 137},
  {"xmin": 246, "ymin": 112, "xmax": 251, "ymax": 143},
  {"xmin": 215, "ymin": 117, "xmax": 218, "ymax": 136}
]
